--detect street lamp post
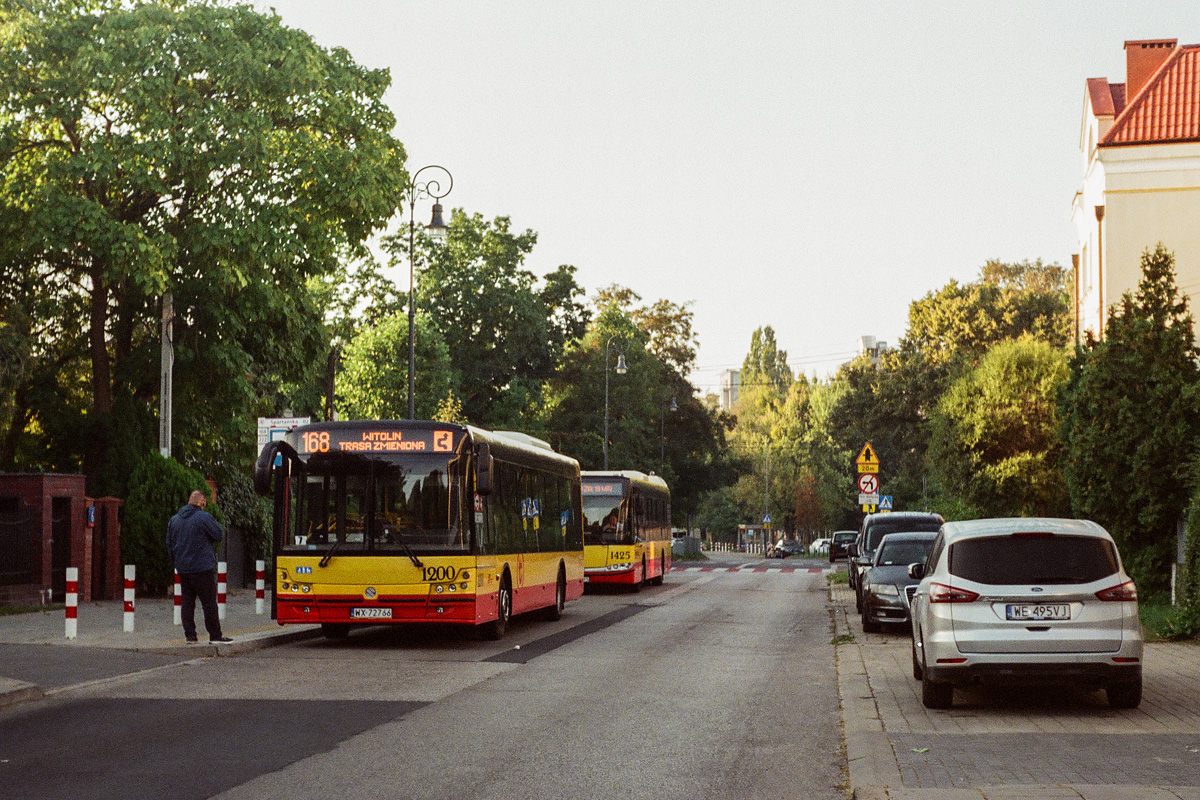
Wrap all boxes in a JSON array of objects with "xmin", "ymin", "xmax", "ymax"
[
  {"xmin": 404, "ymin": 165, "xmax": 453, "ymax": 420},
  {"xmin": 603, "ymin": 335, "xmax": 627, "ymax": 470},
  {"xmin": 660, "ymin": 394, "xmax": 677, "ymax": 473}
]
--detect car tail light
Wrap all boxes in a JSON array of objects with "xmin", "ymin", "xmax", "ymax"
[
  {"xmin": 928, "ymin": 582, "xmax": 979, "ymax": 603},
  {"xmin": 1096, "ymin": 580, "xmax": 1138, "ymax": 601}
]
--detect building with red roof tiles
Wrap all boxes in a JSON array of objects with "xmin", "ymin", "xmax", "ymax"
[{"xmin": 1072, "ymin": 39, "xmax": 1200, "ymax": 342}]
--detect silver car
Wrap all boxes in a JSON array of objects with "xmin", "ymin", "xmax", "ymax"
[{"xmin": 909, "ymin": 518, "xmax": 1143, "ymax": 710}]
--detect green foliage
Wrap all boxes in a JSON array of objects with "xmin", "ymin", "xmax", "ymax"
[
  {"xmin": 906, "ymin": 259, "xmax": 1070, "ymax": 368},
  {"xmin": 122, "ymin": 453, "xmax": 209, "ymax": 595},
  {"xmin": 1060, "ymin": 244, "xmax": 1200, "ymax": 596},
  {"xmin": 213, "ymin": 469, "xmax": 270, "ymax": 563},
  {"xmin": 337, "ymin": 313, "xmax": 456, "ymax": 421},
  {"xmin": 543, "ymin": 300, "xmax": 730, "ymax": 520},
  {"xmin": 694, "ymin": 486, "xmax": 743, "ymax": 541},
  {"xmin": 386, "ymin": 211, "xmax": 590, "ymax": 428},
  {"xmin": 929, "ymin": 337, "xmax": 1070, "ymax": 516},
  {"xmin": 0, "ymin": 0, "xmax": 405, "ymax": 492},
  {"xmin": 741, "ymin": 326, "xmax": 793, "ymax": 394}
]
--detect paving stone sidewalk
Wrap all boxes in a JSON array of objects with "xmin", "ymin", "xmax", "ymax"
[{"xmin": 832, "ymin": 581, "xmax": 1200, "ymax": 800}]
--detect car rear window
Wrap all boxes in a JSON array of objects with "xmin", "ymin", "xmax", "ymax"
[
  {"xmin": 865, "ymin": 520, "xmax": 941, "ymax": 551},
  {"xmin": 948, "ymin": 534, "xmax": 1119, "ymax": 585},
  {"xmin": 876, "ymin": 540, "xmax": 933, "ymax": 566}
]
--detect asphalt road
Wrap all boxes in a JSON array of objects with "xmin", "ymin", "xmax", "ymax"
[{"xmin": 0, "ymin": 558, "xmax": 844, "ymax": 800}]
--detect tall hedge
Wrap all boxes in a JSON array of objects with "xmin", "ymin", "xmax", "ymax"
[
  {"xmin": 1059, "ymin": 244, "xmax": 1200, "ymax": 598},
  {"xmin": 122, "ymin": 453, "xmax": 212, "ymax": 594}
]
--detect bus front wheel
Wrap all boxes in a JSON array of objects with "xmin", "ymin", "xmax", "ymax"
[
  {"xmin": 482, "ymin": 576, "xmax": 512, "ymax": 640},
  {"xmin": 650, "ymin": 553, "xmax": 665, "ymax": 586}
]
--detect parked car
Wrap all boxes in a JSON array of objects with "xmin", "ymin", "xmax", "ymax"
[
  {"xmin": 810, "ymin": 538, "xmax": 831, "ymax": 554},
  {"xmin": 769, "ymin": 539, "xmax": 805, "ymax": 558},
  {"xmin": 909, "ymin": 517, "xmax": 1143, "ymax": 710},
  {"xmin": 851, "ymin": 512, "xmax": 943, "ymax": 613},
  {"xmin": 860, "ymin": 532, "xmax": 936, "ymax": 633},
  {"xmin": 829, "ymin": 530, "xmax": 858, "ymax": 563}
]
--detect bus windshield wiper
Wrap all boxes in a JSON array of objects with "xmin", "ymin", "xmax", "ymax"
[
  {"xmin": 398, "ymin": 535, "xmax": 424, "ymax": 569},
  {"xmin": 319, "ymin": 539, "xmax": 341, "ymax": 568}
]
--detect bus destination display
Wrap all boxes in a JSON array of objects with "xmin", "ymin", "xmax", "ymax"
[
  {"xmin": 582, "ymin": 482, "xmax": 624, "ymax": 496},
  {"xmin": 299, "ymin": 427, "xmax": 457, "ymax": 454}
]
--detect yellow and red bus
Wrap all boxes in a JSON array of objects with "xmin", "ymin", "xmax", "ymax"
[
  {"xmin": 254, "ymin": 420, "xmax": 584, "ymax": 639},
  {"xmin": 581, "ymin": 470, "xmax": 671, "ymax": 591}
]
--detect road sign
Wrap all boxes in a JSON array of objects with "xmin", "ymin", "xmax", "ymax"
[
  {"xmin": 762, "ymin": 513, "xmax": 771, "ymax": 525},
  {"xmin": 855, "ymin": 442, "xmax": 880, "ymax": 473},
  {"xmin": 879, "ymin": 495, "xmax": 893, "ymax": 512},
  {"xmin": 858, "ymin": 493, "xmax": 879, "ymax": 505},
  {"xmin": 856, "ymin": 473, "xmax": 878, "ymax": 494}
]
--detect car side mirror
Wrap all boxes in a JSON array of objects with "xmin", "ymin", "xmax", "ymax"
[
  {"xmin": 846, "ymin": 544, "xmax": 857, "ymax": 558},
  {"xmin": 908, "ymin": 563, "xmax": 925, "ymax": 580}
]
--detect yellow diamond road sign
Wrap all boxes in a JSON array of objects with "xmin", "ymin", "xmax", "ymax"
[{"xmin": 855, "ymin": 442, "xmax": 879, "ymax": 474}]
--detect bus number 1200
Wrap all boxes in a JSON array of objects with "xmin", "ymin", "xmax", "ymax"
[{"xmin": 423, "ymin": 566, "xmax": 459, "ymax": 583}]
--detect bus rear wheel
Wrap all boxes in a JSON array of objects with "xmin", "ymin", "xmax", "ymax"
[
  {"xmin": 481, "ymin": 576, "xmax": 512, "ymax": 640},
  {"xmin": 543, "ymin": 567, "xmax": 566, "ymax": 621}
]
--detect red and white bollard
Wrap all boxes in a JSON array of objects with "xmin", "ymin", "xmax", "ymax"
[
  {"xmin": 65, "ymin": 567, "xmax": 78, "ymax": 639},
  {"xmin": 255, "ymin": 560, "xmax": 265, "ymax": 615},
  {"xmin": 217, "ymin": 561, "xmax": 227, "ymax": 621},
  {"xmin": 173, "ymin": 570, "xmax": 182, "ymax": 626},
  {"xmin": 123, "ymin": 564, "xmax": 136, "ymax": 633}
]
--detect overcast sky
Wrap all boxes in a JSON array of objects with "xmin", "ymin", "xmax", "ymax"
[{"xmin": 253, "ymin": 1, "xmax": 1200, "ymax": 396}]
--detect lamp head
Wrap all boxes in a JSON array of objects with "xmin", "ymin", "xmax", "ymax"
[
  {"xmin": 616, "ymin": 354, "xmax": 628, "ymax": 375},
  {"xmin": 426, "ymin": 203, "xmax": 448, "ymax": 241}
]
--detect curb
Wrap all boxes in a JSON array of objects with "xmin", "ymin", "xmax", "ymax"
[
  {"xmin": 0, "ymin": 625, "xmax": 322, "ymax": 711},
  {"xmin": 0, "ymin": 679, "xmax": 43, "ymax": 710},
  {"xmin": 833, "ymin": 582, "xmax": 904, "ymax": 799}
]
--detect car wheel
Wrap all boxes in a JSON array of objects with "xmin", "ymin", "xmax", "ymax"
[
  {"xmin": 921, "ymin": 671, "xmax": 953, "ymax": 709},
  {"xmin": 1107, "ymin": 678, "xmax": 1142, "ymax": 709},
  {"xmin": 911, "ymin": 637, "xmax": 923, "ymax": 680},
  {"xmin": 862, "ymin": 613, "xmax": 881, "ymax": 634},
  {"xmin": 855, "ymin": 586, "xmax": 863, "ymax": 614}
]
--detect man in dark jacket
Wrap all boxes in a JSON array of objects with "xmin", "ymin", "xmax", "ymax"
[{"xmin": 166, "ymin": 490, "xmax": 232, "ymax": 644}]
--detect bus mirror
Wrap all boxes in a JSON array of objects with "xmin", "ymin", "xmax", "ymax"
[
  {"xmin": 475, "ymin": 443, "xmax": 494, "ymax": 495},
  {"xmin": 253, "ymin": 440, "xmax": 297, "ymax": 496}
]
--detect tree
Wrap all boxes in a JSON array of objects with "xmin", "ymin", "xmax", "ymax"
[
  {"xmin": 1060, "ymin": 244, "xmax": 1200, "ymax": 596},
  {"xmin": 337, "ymin": 313, "xmax": 456, "ymax": 422},
  {"xmin": 929, "ymin": 337, "xmax": 1070, "ymax": 517},
  {"xmin": 386, "ymin": 211, "xmax": 590, "ymax": 428},
  {"xmin": 694, "ymin": 486, "xmax": 743, "ymax": 544},
  {"xmin": 906, "ymin": 259, "xmax": 1070, "ymax": 368},
  {"xmin": 741, "ymin": 326, "xmax": 793, "ymax": 394},
  {"xmin": 543, "ymin": 301, "xmax": 730, "ymax": 521},
  {"xmin": 0, "ymin": 0, "xmax": 405, "ymax": 492}
]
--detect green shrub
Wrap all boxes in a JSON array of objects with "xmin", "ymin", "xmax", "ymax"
[{"xmin": 122, "ymin": 454, "xmax": 210, "ymax": 595}]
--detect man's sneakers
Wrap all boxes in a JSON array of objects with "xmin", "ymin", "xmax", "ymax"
[
  {"xmin": 185, "ymin": 637, "xmax": 199, "ymax": 644},
  {"xmin": 209, "ymin": 636, "xmax": 233, "ymax": 644}
]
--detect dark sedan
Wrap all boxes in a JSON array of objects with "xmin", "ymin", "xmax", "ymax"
[
  {"xmin": 860, "ymin": 532, "xmax": 936, "ymax": 633},
  {"xmin": 829, "ymin": 530, "xmax": 857, "ymax": 562}
]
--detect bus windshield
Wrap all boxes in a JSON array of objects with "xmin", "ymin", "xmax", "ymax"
[
  {"xmin": 286, "ymin": 451, "xmax": 466, "ymax": 554},
  {"xmin": 582, "ymin": 493, "xmax": 628, "ymax": 545}
]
